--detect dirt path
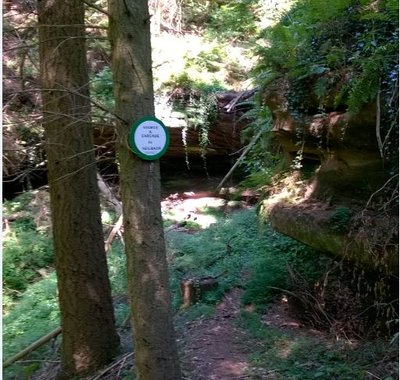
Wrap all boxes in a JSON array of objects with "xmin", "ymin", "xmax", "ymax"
[{"xmin": 182, "ymin": 288, "xmax": 251, "ymax": 380}]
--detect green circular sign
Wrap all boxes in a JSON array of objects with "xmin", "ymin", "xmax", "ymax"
[{"xmin": 128, "ymin": 116, "xmax": 170, "ymax": 160}]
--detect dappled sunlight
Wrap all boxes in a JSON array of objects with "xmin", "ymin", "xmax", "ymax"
[
  {"xmin": 162, "ymin": 193, "xmax": 226, "ymax": 229},
  {"xmin": 139, "ymin": 261, "xmax": 174, "ymax": 309},
  {"xmin": 274, "ymin": 338, "xmax": 296, "ymax": 359},
  {"xmin": 214, "ymin": 358, "xmax": 249, "ymax": 378},
  {"xmin": 151, "ymin": 33, "xmax": 253, "ymax": 93},
  {"xmin": 259, "ymin": 171, "xmax": 318, "ymax": 214}
]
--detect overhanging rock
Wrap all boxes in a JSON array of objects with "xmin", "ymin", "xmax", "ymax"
[{"xmin": 262, "ymin": 199, "xmax": 398, "ymax": 275}]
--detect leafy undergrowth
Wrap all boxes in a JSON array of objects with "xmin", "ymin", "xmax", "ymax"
[
  {"xmin": 166, "ymin": 207, "xmax": 330, "ymax": 311},
  {"xmin": 3, "ymin": 192, "xmax": 398, "ymax": 379},
  {"xmin": 167, "ymin": 206, "xmax": 398, "ymax": 379},
  {"xmin": 239, "ymin": 311, "xmax": 398, "ymax": 380}
]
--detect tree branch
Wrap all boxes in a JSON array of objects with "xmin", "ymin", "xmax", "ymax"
[
  {"xmin": 216, "ymin": 128, "xmax": 264, "ymax": 192},
  {"xmin": 3, "ymin": 327, "xmax": 62, "ymax": 368},
  {"xmin": 84, "ymin": 0, "xmax": 111, "ymax": 17},
  {"xmin": 375, "ymin": 87, "xmax": 383, "ymax": 159}
]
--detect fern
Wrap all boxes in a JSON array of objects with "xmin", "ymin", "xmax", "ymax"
[{"xmin": 348, "ymin": 58, "xmax": 382, "ymax": 115}]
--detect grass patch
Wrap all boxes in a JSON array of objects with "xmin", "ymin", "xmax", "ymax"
[
  {"xmin": 167, "ymin": 208, "xmax": 328, "ymax": 312},
  {"xmin": 239, "ymin": 311, "xmax": 398, "ymax": 380},
  {"xmin": 178, "ymin": 303, "xmax": 216, "ymax": 322},
  {"xmin": 3, "ymin": 273, "xmax": 60, "ymax": 379}
]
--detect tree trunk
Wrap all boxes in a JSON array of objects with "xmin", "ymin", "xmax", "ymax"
[
  {"xmin": 38, "ymin": 1, "xmax": 120, "ymax": 378},
  {"xmin": 108, "ymin": 0, "xmax": 182, "ymax": 379}
]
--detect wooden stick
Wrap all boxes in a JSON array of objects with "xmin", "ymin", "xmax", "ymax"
[
  {"xmin": 3, "ymin": 327, "xmax": 62, "ymax": 368},
  {"xmin": 104, "ymin": 215, "xmax": 123, "ymax": 253},
  {"xmin": 216, "ymin": 128, "xmax": 263, "ymax": 192},
  {"xmin": 90, "ymin": 352, "xmax": 133, "ymax": 380},
  {"xmin": 375, "ymin": 88, "xmax": 383, "ymax": 159},
  {"xmin": 3, "ymin": 202, "xmax": 123, "ymax": 369},
  {"xmin": 224, "ymin": 88, "xmax": 257, "ymax": 113}
]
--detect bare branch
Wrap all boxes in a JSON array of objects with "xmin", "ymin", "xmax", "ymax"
[
  {"xmin": 4, "ymin": 36, "xmax": 108, "ymax": 53},
  {"xmin": 364, "ymin": 174, "xmax": 399, "ymax": 210},
  {"xmin": 84, "ymin": 0, "xmax": 111, "ymax": 17},
  {"xmin": 375, "ymin": 87, "xmax": 384, "ymax": 159},
  {"xmin": 5, "ymin": 87, "xmax": 127, "ymax": 125}
]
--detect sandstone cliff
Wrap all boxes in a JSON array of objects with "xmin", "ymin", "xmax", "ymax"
[{"xmin": 259, "ymin": 77, "xmax": 398, "ymax": 273}]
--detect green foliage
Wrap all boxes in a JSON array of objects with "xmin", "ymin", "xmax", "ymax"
[
  {"xmin": 167, "ymin": 208, "xmax": 328, "ymax": 311},
  {"xmin": 206, "ymin": 0, "xmax": 261, "ymax": 42},
  {"xmin": 3, "ymin": 194, "xmax": 54, "ymax": 297},
  {"xmin": 240, "ymin": 311, "xmax": 398, "ymax": 379},
  {"xmin": 185, "ymin": 46, "xmax": 227, "ymax": 73},
  {"xmin": 3, "ymin": 273, "xmax": 60, "ymax": 379},
  {"xmin": 164, "ymin": 72, "xmax": 225, "ymax": 165},
  {"xmin": 90, "ymin": 66, "xmax": 115, "ymax": 115},
  {"xmin": 3, "ymin": 220, "xmax": 54, "ymax": 294},
  {"xmin": 3, "ymin": 238, "xmax": 128, "ymax": 379},
  {"xmin": 239, "ymin": 103, "xmax": 286, "ymax": 185},
  {"xmin": 2, "ymin": 192, "xmax": 126, "ymax": 377},
  {"xmin": 107, "ymin": 241, "xmax": 128, "ymax": 296},
  {"xmin": 329, "ymin": 205, "xmax": 352, "ymax": 233},
  {"xmin": 178, "ymin": 303, "xmax": 216, "ymax": 321},
  {"xmin": 242, "ymin": 232, "xmax": 328, "ymax": 310},
  {"xmin": 181, "ymin": 0, "xmax": 262, "ymax": 42},
  {"xmin": 165, "ymin": 72, "xmax": 224, "ymax": 131},
  {"xmin": 253, "ymin": 0, "xmax": 399, "ymax": 160}
]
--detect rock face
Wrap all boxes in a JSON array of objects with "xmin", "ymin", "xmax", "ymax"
[
  {"xmin": 260, "ymin": 78, "xmax": 398, "ymax": 273},
  {"xmin": 262, "ymin": 78, "xmax": 387, "ymax": 199},
  {"xmin": 94, "ymin": 90, "xmax": 254, "ymax": 176},
  {"xmin": 158, "ymin": 90, "xmax": 254, "ymax": 159}
]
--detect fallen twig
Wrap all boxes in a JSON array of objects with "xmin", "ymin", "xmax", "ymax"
[
  {"xmin": 375, "ymin": 87, "xmax": 383, "ymax": 159},
  {"xmin": 90, "ymin": 352, "xmax": 133, "ymax": 380},
  {"xmin": 364, "ymin": 174, "xmax": 399, "ymax": 211}
]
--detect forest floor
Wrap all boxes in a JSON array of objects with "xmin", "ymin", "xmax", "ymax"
[
  {"xmin": 178, "ymin": 287, "xmax": 309, "ymax": 380},
  {"xmin": 160, "ymin": 179, "xmax": 257, "ymax": 379},
  {"xmin": 9, "ymin": 180, "xmax": 398, "ymax": 380},
  {"xmin": 95, "ymin": 280, "xmax": 315, "ymax": 380},
  {"xmin": 180, "ymin": 287, "xmax": 251, "ymax": 379},
  {"xmin": 88, "ymin": 183, "xmax": 332, "ymax": 380}
]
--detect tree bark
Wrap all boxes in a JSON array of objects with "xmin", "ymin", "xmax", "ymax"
[
  {"xmin": 38, "ymin": 1, "xmax": 120, "ymax": 378},
  {"xmin": 108, "ymin": 0, "xmax": 182, "ymax": 379}
]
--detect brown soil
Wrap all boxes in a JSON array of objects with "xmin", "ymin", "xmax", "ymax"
[{"xmin": 181, "ymin": 288, "xmax": 250, "ymax": 380}]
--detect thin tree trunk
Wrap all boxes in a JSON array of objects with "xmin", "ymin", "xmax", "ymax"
[
  {"xmin": 38, "ymin": 1, "xmax": 120, "ymax": 378},
  {"xmin": 108, "ymin": 0, "xmax": 182, "ymax": 378}
]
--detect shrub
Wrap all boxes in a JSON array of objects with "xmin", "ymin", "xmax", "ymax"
[
  {"xmin": 166, "ymin": 208, "xmax": 328, "ymax": 311},
  {"xmin": 254, "ymin": 0, "xmax": 398, "ymax": 147},
  {"xmin": 3, "ymin": 193, "xmax": 54, "ymax": 298},
  {"xmin": 329, "ymin": 205, "xmax": 351, "ymax": 232}
]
